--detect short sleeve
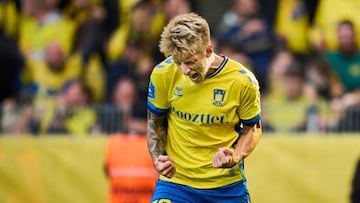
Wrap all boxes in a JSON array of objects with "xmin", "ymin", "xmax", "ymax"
[
  {"xmin": 238, "ymin": 77, "xmax": 261, "ymax": 126},
  {"xmin": 147, "ymin": 67, "xmax": 170, "ymax": 115}
]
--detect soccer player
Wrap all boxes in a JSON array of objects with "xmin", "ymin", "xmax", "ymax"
[{"xmin": 147, "ymin": 13, "xmax": 262, "ymax": 203}]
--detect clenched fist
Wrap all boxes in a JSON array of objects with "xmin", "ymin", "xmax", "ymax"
[
  {"xmin": 154, "ymin": 155, "xmax": 176, "ymax": 178},
  {"xmin": 212, "ymin": 147, "xmax": 238, "ymax": 168}
]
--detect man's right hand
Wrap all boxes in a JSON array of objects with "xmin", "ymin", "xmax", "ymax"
[{"xmin": 154, "ymin": 155, "xmax": 176, "ymax": 178}]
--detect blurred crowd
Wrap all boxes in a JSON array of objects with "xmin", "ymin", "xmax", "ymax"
[{"xmin": 0, "ymin": 0, "xmax": 360, "ymax": 136}]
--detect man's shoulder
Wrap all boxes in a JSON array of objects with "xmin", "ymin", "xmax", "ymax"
[
  {"xmin": 225, "ymin": 57, "xmax": 249, "ymax": 71},
  {"xmin": 151, "ymin": 57, "xmax": 177, "ymax": 77},
  {"xmin": 224, "ymin": 57, "xmax": 259, "ymax": 88},
  {"xmin": 153, "ymin": 57, "xmax": 176, "ymax": 70}
]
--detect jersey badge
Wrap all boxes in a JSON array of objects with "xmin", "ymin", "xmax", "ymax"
[
  {"xmin": 174, "ymin": 86, "xmax": 183, "ymax": 96},
  {"xmin": 213, "ymin": 89, "xmax": 225, "ymax": 107}
]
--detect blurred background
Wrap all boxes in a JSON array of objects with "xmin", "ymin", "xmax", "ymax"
[{"xmin": 0, "ymin": 0, "xmax": 360, "ymax": 202}]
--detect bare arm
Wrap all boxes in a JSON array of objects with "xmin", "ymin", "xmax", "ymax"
[
  {"xmin": 147, "ymin": 110, "xmax": 168, "ymax": 160},
  {"xmin": 212, "ymin": 120, "xmax": 262, "ymax": 168},
  {"xmin": 147, "ymin": 110, "xmax": 176, "ymax": 178},
  {"xmin": 232, "ymin": 120, "xmax": 262, "ymax": 163}
]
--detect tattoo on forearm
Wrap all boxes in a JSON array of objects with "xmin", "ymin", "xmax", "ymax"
[{"xmin": 147, "ymin": 111, "xmax": 167, "ymax": 160}]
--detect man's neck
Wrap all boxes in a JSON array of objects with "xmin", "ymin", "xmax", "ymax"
[
  {"xmin": 206, "ymin": 53, "xmax": 224, "ymax": 76},
  {"xmin": 209, "ymin": 53, "xmax": 224, "ymax": 69},
  {"xmin": 340, "ymin": 45, "xmax": 358, "ymax": 57}
]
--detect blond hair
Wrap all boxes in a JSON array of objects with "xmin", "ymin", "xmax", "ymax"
[{"xmin": 159, "ymin": 12, "xmax": 211, "ymax": 58}]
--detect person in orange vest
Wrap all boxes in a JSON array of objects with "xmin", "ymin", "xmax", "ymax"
[{"xmin": 105, "ymin": 134, "xmax": 158, "ymax": 203}]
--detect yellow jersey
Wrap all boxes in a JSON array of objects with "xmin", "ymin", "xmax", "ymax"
[
  {"xmin": 147, "ymin": 56, "xmax": 261, "ymax": 189},
  {"xmin": 19, "ymin": 14, "xmax": 75, "ymax": 60}
]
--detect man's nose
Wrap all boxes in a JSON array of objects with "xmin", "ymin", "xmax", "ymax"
[{"xmin": 179, "ymin": 64, "xmax": 191, "ymax": 75}]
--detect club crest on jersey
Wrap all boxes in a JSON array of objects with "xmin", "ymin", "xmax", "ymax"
[
  {"xmin": 174, "ymin": 86, "xmax": 183, "ymax": 96},
  {"xmin": 213, "ymin": 89, "xmax": 225, "ymax": 106}
]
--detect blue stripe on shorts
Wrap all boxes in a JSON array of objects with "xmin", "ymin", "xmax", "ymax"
[{"xmin": 151, "ymin": 179, "xmax": 250, "ymax": 203}]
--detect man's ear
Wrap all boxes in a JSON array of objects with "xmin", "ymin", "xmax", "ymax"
[{"xmin": 206, "ymin": 45, "xmax": 213, "ymax": 57}]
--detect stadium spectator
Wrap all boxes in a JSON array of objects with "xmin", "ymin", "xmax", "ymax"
[
  {"xmin": 18, "ymin": 0, "xmax": 76, "ymax": 61},
  {"xmin": 309, "ymin": 0, "xmax": 360, "ymax": 53},
  {"xmin": 106, "ymin": 0, "xmax": 160, "ymax": 62},
  {"xmin": 105, "ymin": 0, "xmax": 158, "ymax": 101},
  {"xmin": 216, "ymin": 0, "xmax": 274, "ymax": 92},
  {"xmin": 31, "ymin": 80, "xmax": 98, "ymax": 135},
  {"xmin": 325, "ymin": 21, "xmax": 360, "ymax": 94},
  {"xmin": 21, "ymin": 40, "xmax": 105, "ymax": 105},
  {"xmin": 262, "ymin": 60, "xmax": 308, "ymax": 132},
  {"xmin": 20, "ymin": 42, "xmax": 82, "ymax": 104},
  {"xmin": 97, "ymin": 77, "xmax": 147, "ymax": 134},
  {"xmin": 304, "ymin": 57, "xmax": 341, "ymax": 102},
  {"xmin": 264, "ymin": 49, "xmax": 295, "ymax": 98},
  {"xmin": 262, "ymin": 53, "xmax": 330, "ymax": 133},
  {"xmin": 325, "ymin": 20, "xmax": 360, "ymax": 132},
  {"xmin": 303, "ymin": 57, "xmax": 340, "ymax": 131},
  {"xmin": 111, "ymin": 77, "xmax": 146, "ymax": 134}
]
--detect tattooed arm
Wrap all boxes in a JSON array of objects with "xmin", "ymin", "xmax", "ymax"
[{"xmin": 147, "ymin": 110, "xmax": 176, "ymax": 178}]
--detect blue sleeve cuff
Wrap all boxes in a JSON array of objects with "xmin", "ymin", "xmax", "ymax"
[
  {"xmin": 241, "ymin": 113, "xmax": 261, "ymax": 126},
  {"xmin": 147, "ymin": 101, "xmax": 168, "ymax": 116}
]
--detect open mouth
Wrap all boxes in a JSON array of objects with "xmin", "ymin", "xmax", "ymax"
[{"xmin": 189, "ymin": 73, "xmax": 201, "ymax": 82}]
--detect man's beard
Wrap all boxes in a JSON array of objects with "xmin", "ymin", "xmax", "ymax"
[{"xmin": 340, "ymin": 44, "xmax": 358, "ymax": 56}]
